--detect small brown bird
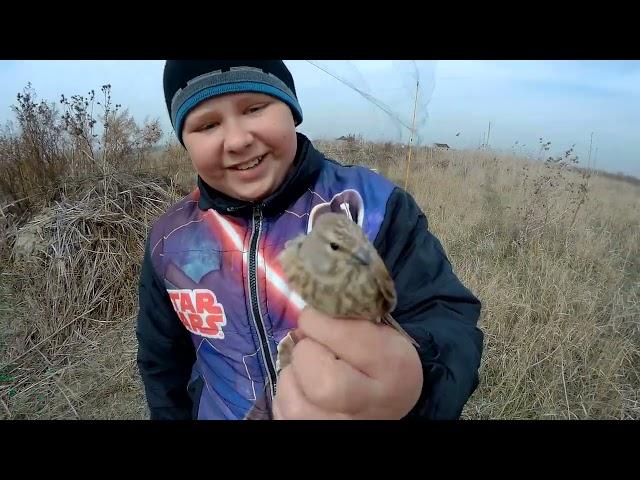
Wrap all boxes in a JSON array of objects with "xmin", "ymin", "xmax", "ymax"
[{"xmin": 275, "ymin": 212, "xmax": 419, "ymax": 375}]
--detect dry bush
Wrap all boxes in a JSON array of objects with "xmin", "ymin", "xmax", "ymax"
[
  {"xmin": 0, "ymin": 84, "xmax": 166, "ymax": 219},
  {"xmin": 0, "ymin": 86, "xmax": 68, "ymax": 215},
  {"xmin": 142, "ymin": 139, "xmax": 195, "ymax": 192},
  {"xmin": 0, "ymin": 84, "xmax": 188, "ymax": 419},
  {"xmin": 0, "ymin": 172, "xmax": 186, "ymax": 419}
]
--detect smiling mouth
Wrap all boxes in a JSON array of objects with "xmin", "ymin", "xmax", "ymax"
[{"xmin": 231, "ymin": 155, "xmax": 265, "ymax": 171}]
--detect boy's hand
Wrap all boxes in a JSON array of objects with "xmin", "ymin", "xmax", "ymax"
[{"xmin": 272, "ymin": 308, "xmax": 423, "ymax": 420}]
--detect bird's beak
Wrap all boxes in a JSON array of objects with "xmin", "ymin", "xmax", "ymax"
[{"xmin": 352, "ymin": 246, "xmax": 371, "ymax": 265}]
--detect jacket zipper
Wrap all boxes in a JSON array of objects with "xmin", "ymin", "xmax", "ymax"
[{"xmin": 247, "ymin": 206, "xmax": 278, "ymax": 399}]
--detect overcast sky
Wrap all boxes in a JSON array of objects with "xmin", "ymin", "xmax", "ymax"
[{"xmin": 1, "ymin": 60, "xmax": 638, "ymax": 177}]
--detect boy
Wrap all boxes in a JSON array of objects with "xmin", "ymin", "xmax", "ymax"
[{"xmin": 136, "ymin": 60, "xmax": 483, "ymax": 420}]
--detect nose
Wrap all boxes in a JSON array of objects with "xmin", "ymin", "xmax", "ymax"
[
  {"xmin": 352, "ymin": 246, "xmax": 371, "ymax": 265},
  {"xmin": 223, "ymin": 119, "xmax": 253, "ymax": 153}
]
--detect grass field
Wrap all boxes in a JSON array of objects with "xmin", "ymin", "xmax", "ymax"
[{"xmin": 0, "ymin": 87, "xmax": 638, "ymax": 419}]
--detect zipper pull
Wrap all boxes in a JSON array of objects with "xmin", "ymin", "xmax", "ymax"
[{"xmin": 226, "ymin": 205, "xmax": 244, "ymax": 213}]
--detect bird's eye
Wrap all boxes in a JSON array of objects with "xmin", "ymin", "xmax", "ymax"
[{"xmin": 329, "ymin": 242, "xmax": 339, "ymax": 251}]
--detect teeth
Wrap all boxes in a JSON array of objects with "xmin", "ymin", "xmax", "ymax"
[{"xmin": 235, "ymin": 155, "xmax": 263, "ymax": 170}]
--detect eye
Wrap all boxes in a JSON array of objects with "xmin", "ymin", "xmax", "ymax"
[
  {"xmin": 329, "ymin": 242, "xmax": 339, "ymax": 251},
  {"xmin": 199, "ymin": 122, "xmax": 218, "ymax": 131},
  {"xmin": 246, "ymin": 104, "xmax": 266, "ymax": 114}
]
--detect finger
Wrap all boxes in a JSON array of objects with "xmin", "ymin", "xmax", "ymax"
[
  {"xmin": 297, "ymin": 308, "xmax": 395, "ymax": 375},
  {"xmin": 290, "ymin": 327, "xmax": 306, "ymax": 344},
  {"xmin": 291, "ymin": 337, "xmax": 379, "ymax": 414},
  {"xmin": 273, "ymin": 364, "xmax": 351, "ymax": 420}
]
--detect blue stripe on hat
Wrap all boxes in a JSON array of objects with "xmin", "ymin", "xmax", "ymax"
[{"xmin": 174, "ymin": 82, "xmax": 303, "ymax": 140}]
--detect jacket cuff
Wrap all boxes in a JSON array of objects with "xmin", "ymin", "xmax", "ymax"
[{"xmin": 401, "ymin": 326, "xmax": 445, "ymax": 419}]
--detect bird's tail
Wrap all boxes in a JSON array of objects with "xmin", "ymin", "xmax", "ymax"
[{"xmin": 381, "ymin": 313, "xmax": 420, "ymax": 348}]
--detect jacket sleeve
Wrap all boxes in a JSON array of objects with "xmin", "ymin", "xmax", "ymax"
[
  {"xmin": 136, "ymin": 236, "xmax": 196, "ymax": 420},
  {"xmin": 374, "ymin": 187, "xmax": 484, "ymax": 420}
]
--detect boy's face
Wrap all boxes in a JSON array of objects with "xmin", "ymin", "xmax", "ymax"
[{"xmin": 182, "ymin": 92, "xmax": 298, "ymax": 202}]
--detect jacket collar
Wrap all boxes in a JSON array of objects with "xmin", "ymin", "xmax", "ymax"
[{"xmin": 197, "ymin": 132, "xmax": 325, "ymax": 217}]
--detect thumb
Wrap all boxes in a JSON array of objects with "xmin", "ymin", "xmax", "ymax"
[{"xmin": 290, "ymin": 327, "xmax": 306, "ymax": 344}]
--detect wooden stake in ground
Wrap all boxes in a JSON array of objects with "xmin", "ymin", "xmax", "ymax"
[{"xmin": 403, "ymin": 79, "xmax": 420, "ymax": 191}]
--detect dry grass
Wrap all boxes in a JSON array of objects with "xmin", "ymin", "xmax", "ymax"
[
  {"xmin": 0, "ymin": 172, "xmax": 188, "ymax": 419},
  {"xmin": 0, "ymin": 84, "xmax": 192, "ymax": 419},
  {"xmin": 318, "ymin": 139, "xmax": 640, "ymax": 419},
  {"xmin": 0, "ymin": 85, "xmax": 638, "ymax": 419}
]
